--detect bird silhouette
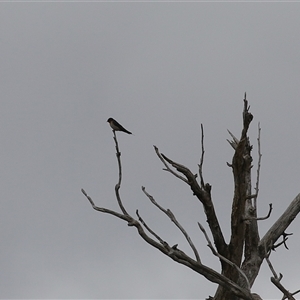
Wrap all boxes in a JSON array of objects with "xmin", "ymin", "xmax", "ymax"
[{"xmin": 107, "ymin": 118, "xmax": 132, "ymax": 134}]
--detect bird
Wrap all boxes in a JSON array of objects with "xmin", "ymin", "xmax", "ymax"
[{"xmin": 107, "ymin": 117, "xmax": 132, "ymax": 134}]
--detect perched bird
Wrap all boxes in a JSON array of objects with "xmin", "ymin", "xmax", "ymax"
[{"xmin": 107, "ymin": 117, "xmax": 132, "ymax": 134}]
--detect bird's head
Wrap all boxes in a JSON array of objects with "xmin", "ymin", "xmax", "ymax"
[{"xmin": 107, "ymin": 118, "xmax": 113, "ymax": 123}]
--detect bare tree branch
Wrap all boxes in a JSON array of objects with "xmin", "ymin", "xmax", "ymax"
[
  {"xmin": 272, "ymin": 232, "xmax": 293, "ymax": 250},
  {"xmin": 242, "ymin": 94, "xmax": 254, "ymax": 139},
  {"xmin": 254, "ymin": 123, "xmax": 262, "ymax": 209},
  {"xmin": 154, "ymin": 147, "xmax": 227, "ymax": 257},
  {"xmin": 154, "ymin": 145, "xmax": 188, "ymax": 183},
  {"xmin": 112, "ymin": 130, "xmax": 129, "ymax": 216},
  {"xmin": 283, "ymin": 290, "xmax": 300, "ymax": 300},
  {"xmin": 142, "ymin": 186, "xmax": 201, "ymax": 263},
  {"xmin": 259, "ymin": 193, "xmax": 300, "ymax": 256},
  {"xmin": 265, "ymin": 250, "xmax": 279, "ymax": 279},
  {"xmin": 81, "ymin": 192, "xmax": 171, "ymax": 259},
  {"xmin": 136, "ymin": 209, "xmax": 169, "ymax": 248},
  {"xmin": 243, "ymin": 203, "xmax": 272, "ymax": 221},
  {"xmin": 81, "ymin": 188, "xmax": 131, "ymax": 222},
  {"xmin": 227, "ymin": 129, "xmax": 240, "ymax": 150},
  {"xmin": 265, "ymin": 251, "xmax": 299, "ymax": 300},
  {"xmin": 198, "ymin": 123, "xmax": 205, "ymax": 188}
]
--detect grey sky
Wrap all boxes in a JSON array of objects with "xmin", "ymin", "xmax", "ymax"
[{"xmin": 1, "ymin": 3, "xmax": 300, "ymax": 299}]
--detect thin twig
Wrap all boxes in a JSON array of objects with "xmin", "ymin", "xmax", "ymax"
[
  {"xmin": 136, "ymin": 209, "xmax": 169, "ymax": 247},
  {"xmin": 242, "ymin": 94, "xmax": 253, "ymax": 139},
  {"xmin": 243, "ymin": 203, "xmax": 272, "ymax": 221},
  {"xmin": 286, "ymin": 290, "xmax": 300, "ymax": 299},
  {"xmin": 113, "ymin": 130, "xmax": 129, "ymax": 215},
  {"xmin": 198, "ymin": 123, "xmax": 205, "ymax": 188},
  {"xmin": 154, "ymin": 145, "xmax": 188, "ymax": 183},
  {"xmin": 254, "ymin": 123, "xmax": 262, "ymax": 209},
  {"xmin": 81, "ymin": 188, "xmax": 131, "ymax": 222},
  {"xmin": 256, "ymin": 203, "xmax": 272, "ymax": 220},
  {"xmin": 272, "ymin": 232, "xmax": 293, "ymax": 250},
  {"xmin": 227, "ymin": 129, "xmax": 240, "ymax": 150},
  {"xmin": 142, "ymin": 186, "xmax": 201, "ymax": 263},
  {"xmin": 265, "ymin": 250, "xmax": 279, "ymax": 279}
]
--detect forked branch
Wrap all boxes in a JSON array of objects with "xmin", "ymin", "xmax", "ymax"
[
  {"xmin": 81, "ymin": 188, "xmax": 132, "ymax": 222},
  {"xmin": 154, "ymin": 146, "xmax": 227, "ymax": 256}
]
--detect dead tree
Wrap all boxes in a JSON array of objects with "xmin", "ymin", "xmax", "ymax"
[{"xmin": 82, "ymin": 94, "xmax": 300, "ymax": 300}]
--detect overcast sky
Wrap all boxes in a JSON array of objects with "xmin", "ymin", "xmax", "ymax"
[{"xmin": 1, "ymin": 2, "xmax": 300, "ymax": 300}]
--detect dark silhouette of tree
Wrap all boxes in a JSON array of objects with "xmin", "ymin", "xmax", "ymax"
[{"xmin": 82, "ymin": 95, "xmax": 300, "ymax": 300}]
